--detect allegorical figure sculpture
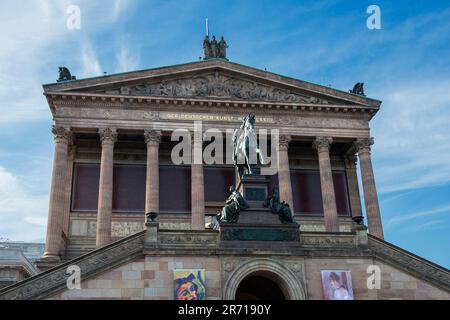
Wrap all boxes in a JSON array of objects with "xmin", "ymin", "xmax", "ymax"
[
  {"xmin": 203, "ymin": 36, "xmax": 212, "ymax": 59},
  {"xmin": 263, "ymin": 187, "xmax": 295, "ymax": 224},
  {"xmin": 233, "ymin": 114, "xmax": 265, "ymax": 178},
  {"xmin": 210, "ymin": 36, "xmax": 218, "ymax": 58},
  {"xmin": 57, "ymin": 66, "xmax": 76, "ymax": 82},
  {"xmin": 203, "ymin": 35, "xmax": 228, "ymax": 60},
  {"xmin": 349, "ymin": 82, "xmax": 365, "ymax": 96},
  {"xmin": 212, "ymin": 186, "xmax": 249, "ymax": 229},
  {"xmin": 218, "ymin": 36, "xmax": 228, "ymax": 59}
]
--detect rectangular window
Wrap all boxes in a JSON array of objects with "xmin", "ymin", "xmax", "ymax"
[
  {"xmin": 72, "ymin": 163, "xmax": 146, "ymax": 213},
  {"xmin": 112, "ymin": 165, "xmax": 145, "ymax": 212},
  {"xmin": 290, "ymin": 170, "xmax": 351, "ymax": 216},
  {"xmin": 71, "ymin": 163, "xmax": 100, "ymax": 211},
  {"xmin": 159, "ymin": 166, "xmax": 191, "ymax": 213},
  {"xmin": 204, "ymin": 167, "xmax": 235, "ymax": 202}
]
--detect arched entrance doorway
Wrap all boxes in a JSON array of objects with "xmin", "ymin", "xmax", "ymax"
[
  {"xmin": 223, "ymin": 258, "xmax": 307, "ymax": 300},
  {"xmin": 235, "ymin": 272, "xmax": 286, "ymax": 300}
]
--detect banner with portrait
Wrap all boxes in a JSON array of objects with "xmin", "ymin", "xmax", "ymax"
[
  {"xmin": 173, "ymin": 269, "xmax": 206, "ymax": 300},
  {"xmin": 321, "ymin": 270, "xmax": 354, "ymax": 300}
]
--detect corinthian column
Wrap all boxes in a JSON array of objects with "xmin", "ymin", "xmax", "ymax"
[
  {"xmin": 313, "ymin": 136, "xmax": 339, "ymax": 232},
  {"xmin": 96, "ymin": 128, "xmax": 117, "ymax": 248},
  {"xmin": 345, "ymin": 154, "xmax": 363, "ymax": 218},
  {"xmin": 144, "ymin": 130, "xmax": 161, "ymax": 214},
  {"xmin": 277, "ymin": 135, "xmax": 294, "ymax": 212},
  {"xmin": 43, "ymin": 126, "xmax": 72, "ymax": 259},
  {"xmin": 355, "ymin": 137, "xmax": 384, "ymax": 239},
  {"xmin": 191, "ymin": 135, "xmax": 205, "ymax": 230}
]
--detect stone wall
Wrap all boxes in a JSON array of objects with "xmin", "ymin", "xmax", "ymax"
[
  {"xmin": 47, "ymin": 254, "xmax": 449, "ymax": 300},
  {"xmin": 48, "ymin": 255, "xmax": 220, "ymax": 300},
  {"xmin": 305, "ymin": 257, "xmax": 449, "ymax": 300}
]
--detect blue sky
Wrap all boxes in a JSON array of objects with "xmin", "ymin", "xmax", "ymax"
[{"xmin": 0, "ymin": 0, "xmax": 449, "ymax": 267}]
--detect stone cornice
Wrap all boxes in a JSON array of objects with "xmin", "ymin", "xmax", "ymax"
[{"xmin": 45, "ymin": 91, "xmax": 379, "ymax": 120}]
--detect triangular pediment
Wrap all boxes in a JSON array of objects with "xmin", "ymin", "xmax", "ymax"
[{"xmin": 43, "ymin": 60, "xmax": 380, "ymax": 107}]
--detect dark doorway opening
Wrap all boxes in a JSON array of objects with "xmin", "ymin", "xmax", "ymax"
[{"xmin": 235, "ymin": 274, "xmax": 286, "ymax": 300}]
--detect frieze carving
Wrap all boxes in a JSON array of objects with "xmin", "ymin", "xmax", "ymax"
[
  {"xmin": 299, "ymin": 224, "xmax": 326, "ymax": 232},
  {"xmin": 55, "ymin": 104, "xmax": 369, "ymax": 129},
  {"xmin": 158, "ymin": 231, "xmax": 218, "ymax": 247},
  {"xmin": 220, "ymin": 228, "xmax": 299, "ymax": 242},
  {"xmin": 0, "ymin": 232, "xmax": 145, "ymax": 300},
  {"xmin": 368, "ymin": 236, "xmax": 450, "ymax": 292},
  {"xmin": 142, "ymin": 111, "xmax": 160, "ymax": 120},
  {"xmin": 111, "ymin": 221, "xmax": 145, "ymax": 237},
  {"xmin": 103, "ymin": 73, "xmax": 331, "ymax": 104},
  {"xmin": 300, "ymin": 233, "xmax": 356, "ymax": 246},
  {"xmin": 158, "ymin": 222, "xmax": 191, "ymax": 230}
]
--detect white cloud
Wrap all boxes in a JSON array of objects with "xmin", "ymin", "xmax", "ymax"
[
  {"xmin": 371, "ymin": 79, "xmax": 450, "ymax": 194},
  {"xmin": 112, "ymin": 0, "xmax": 131, "ymax": 22},
  {"xmin": 80, "ymin": 41, "xmax": 103, "ymax": 77},
  {"xmin": 385, "ymin": 204, "xmax": 450, "ymax": 228},
  {"xmin": 116, "ymin": 44, "xmax": 140, "ymax": 73},
  {"xmin": 0, "ymin": 166, "xmax": 48, "ymax": 241},
  {"xmin": 24, "ymin": 216, "xmax": 48, "ymax": 227},
  {"xmin": 404, "ymin": 219, "xmax": 448, "ymax": 232}
]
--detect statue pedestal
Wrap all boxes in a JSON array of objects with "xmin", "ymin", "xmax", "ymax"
[
  {"xmin": 219, "ymin": 174, "xmax": 300, "ymax": 246},
  {"xmin": 236, "ymin": 174, "xmax": 270, "ymax": 209}
]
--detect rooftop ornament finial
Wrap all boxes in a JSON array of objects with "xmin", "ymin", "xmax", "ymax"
[
  {"xmin": 57, "ymin": 66, "xmax": 76, "ymax": 82},
  {"xmin": 349, "ymin": 82, "xmax": 365, "ymax": 96}
]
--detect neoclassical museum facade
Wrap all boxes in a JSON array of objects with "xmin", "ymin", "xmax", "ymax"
[{"xmin": 0, "ymin": 54, "xmax": 449, "ymax": 300}]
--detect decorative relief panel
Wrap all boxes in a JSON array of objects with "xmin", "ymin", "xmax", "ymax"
[
  {"xmin": 158, "ymin": 231, "xmax": 218, "ymax": 247},
  {"xmin": 70, "ymin": 220, "xmax": 144, "ymax": 238},
  {"xmin": 100, "ymin": 73, "xmax": 332, "ymax": 104},
  {"xmin": 159, "ymin": 222, "xmax": 192, "ymax": 230},
  {"xmin": 300, "ymin": 233, "xmax": 356, "ymax": 246},
  {"xmin": 299, "ymin": 224, "xmax": 326, "ymax": 232},
  {"xmin": 111, "ymin": 222, "xmax": 145, "ymax": 237},
  {"xmin": 299, "ymin": 223, "xmax": 352, "ymax": 232}
]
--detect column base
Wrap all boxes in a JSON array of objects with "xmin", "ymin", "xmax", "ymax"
[
  {"xmin": 41, "ymin": 253, "xmax": 61, "ymax": 261},
  {"xmin": 36, "ymin": 255, "xmax": 62, "ymax": 272}
]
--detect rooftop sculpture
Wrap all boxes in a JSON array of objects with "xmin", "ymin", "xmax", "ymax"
[{"xmin": 203, "ymin": 35, "xmax": 228, "ymax": 60}]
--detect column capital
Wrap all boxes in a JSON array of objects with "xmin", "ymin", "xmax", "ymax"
[
  {"xmin": 144, "ymin": 129, "xmax": 162, "ymax": 146},
  {"xmin": 313, "ymin": 136, "xmax": 333, "ymax": 152},
  {"xmin": 98, "ymin": 128, "xmax": 118, "ymax": 145},
  {"xmin": 51, "ymin": 126, "xmax": 72, "ymax": 144},
  {"xmin": 354, "ymin": 137, "xmax": 374, "ymax": 153},
  {"xmin": 278, "ymin": 135, "xmax": 292, "ymax": 151}
]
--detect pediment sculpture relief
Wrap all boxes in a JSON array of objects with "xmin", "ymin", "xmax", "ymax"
[{"xmin": 102, "ymin": 73, "xmax": 331, "ymax": 104}]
